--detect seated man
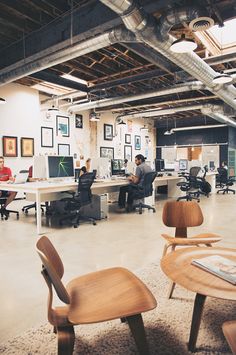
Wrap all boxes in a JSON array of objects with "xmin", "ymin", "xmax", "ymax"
[
  {"xmin": 0, "ymin": 156, "xmax": 17, "ymax": 212},
  {"xmin": 118, "ymin": 154, "xmax": 152, "ymax": 212}
]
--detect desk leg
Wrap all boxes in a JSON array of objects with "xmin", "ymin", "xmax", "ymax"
[
  {"xmin": 188, "ymin": 293, "xmax": 206, "ymax": 352},
  {"xmin": 36, "ymin": 191, "xmax": 42, "ymax": 235}
]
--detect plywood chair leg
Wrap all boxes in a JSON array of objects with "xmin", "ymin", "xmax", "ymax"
[
  {"xmin": 127, "ymin": 314, "xmax": 149, "ymax": 355},
  {"xmin": 162, "ymin": 244, "xmax": 169, "ymax": 257},
  {"xmin": 57, "ymin": 326, "xmax": 75, "ymax": 355},
  {"xmin": 167, "ymin": 281, "xmax": 176, "ymax": 299}
]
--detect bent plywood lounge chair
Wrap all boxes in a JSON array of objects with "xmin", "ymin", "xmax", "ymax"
[
  {"xmin": 161, "ymin": 201, "xmax": 221, "ymax": 298},
  {"xmin": 36, "ymin": 236, "xmax": 157, "ymax": 355}
]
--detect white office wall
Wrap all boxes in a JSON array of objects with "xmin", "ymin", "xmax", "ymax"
[
  {"xmin": 0, "ymin": 83, "xmax": 40, "ymax": 175},
  {"xmin": 0, "ymin": 83, "xmax": 156, "ymax": 174}
]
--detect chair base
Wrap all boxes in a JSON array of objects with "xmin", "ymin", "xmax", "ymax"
[
  {"xmin": 22, "ymin": 202, "xmax": 46, "ymax": 214},
  {"xmin": 0, "ymin": 207, "xmax": 19, "ymax": 220},
  {"xmin": 132, "ymin": 202, "xmax": 156, "ymax": 215},
  {"xmin": 177, "ymin": 194, "xmax": 200, "ymax": 202},
  {"xmin": 59, "ymin": 211, "xmax": 96, "ymax": 228},
  {"xmin": 217, "ymin": 187, "xmax": 235, "ymax": 194}
]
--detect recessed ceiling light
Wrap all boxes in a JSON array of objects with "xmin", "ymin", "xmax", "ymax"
[{"xmin": 170, "ymin": 34, "xmax": 197, "ymax": 53}]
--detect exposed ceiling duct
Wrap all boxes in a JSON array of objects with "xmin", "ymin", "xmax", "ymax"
[
  {"xmin": 99, "ymin": 0, "xmax": 236, "ymax": 116},
  {"xmin": 0, "ymin": 27, "xmax": 136, "ymax": 86},
  {"xmin": 117, "ymin": 103, "xmax": 236, "ymax": 127},
  {"xmin": 158, "ymin": 6, "xmax": 214, "ymax": 41},
  {"xmin": 68, "ymin": 81, "xmax": 205, "ymax": 112}
]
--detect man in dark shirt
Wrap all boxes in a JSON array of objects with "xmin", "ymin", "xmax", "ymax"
[
  {"xmin": 118, "ymin": 154, "xmax": 152, "ymax": 212},
  {"xmin": 0, "ymin": 156, "xmax": 17, "ymax": 211}
]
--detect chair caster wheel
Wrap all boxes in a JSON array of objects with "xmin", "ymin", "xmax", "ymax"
[
  {"xmin": 25, "ymin": 210, "xmax": 28, "ymax": 214},
  {"xmin": 74, "ymin": 225, "xmax": 78, "ymax": 228},
  {"xmin": 153, "ymin": 209, "xmax": 156, "ymax": 213},
  {"xmin": 17, "ymin": 214, "xmax": 19, "ymax": 220},
  {"xmin": 93, "ymin": 222, "xmax": 96, "ymax": 225}
]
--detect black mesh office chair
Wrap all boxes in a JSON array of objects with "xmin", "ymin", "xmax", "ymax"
[
  {"xmin": 177, "ymin": 166, "xmax": 202, "ymax": 202},
  {"xmin": 59, "ymin": 172, "xmax": 96, "ymax": 228},
  {"xmin": 216, "ymin": 168, "xmax": 235, "ymax": 194},
  {"xmin": 132, "ymin": 171, "xmax": 157, "ymax": 214}
]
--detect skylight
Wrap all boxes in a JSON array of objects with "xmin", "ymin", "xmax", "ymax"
[{"xmin": 207, "ymin": 18, "xmax": 236, "ymax": 48}]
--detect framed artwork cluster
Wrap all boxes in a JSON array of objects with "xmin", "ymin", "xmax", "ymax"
[
  {"xmin": 2, "ymin": 136, "xmax": 34, "ymax": 157},
  {"xmin": 41, "ymin": 116, "xmax": 70, "ymax": 153}
]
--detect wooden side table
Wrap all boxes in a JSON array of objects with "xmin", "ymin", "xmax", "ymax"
[{"xmin": 161, "ymin": 247, "xmax": 236, "ymax": 352}]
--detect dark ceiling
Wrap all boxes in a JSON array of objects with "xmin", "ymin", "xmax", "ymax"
[{"xmin": 0, "ymin": 0, "xmax": 236, "ymax": 128}]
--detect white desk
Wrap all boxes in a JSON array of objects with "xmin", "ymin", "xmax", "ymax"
[
  {"xmin": 0, "ymin": 180, "xmax": 129, "ymax": 235},
  {"xmin": 0, "ymin": 176, "xmax": 182, "ymax": 235}
]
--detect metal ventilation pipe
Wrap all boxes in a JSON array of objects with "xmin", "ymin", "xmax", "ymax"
[
  {"xmin": 100, "ymin": 0, "xmax": 236, "ymax": 113},
  {"xmin": 201, "ymin": 106, "xmax": 236, "ymax": 127},
  {"xmin": 0, "ymin": 27, "xmax": 135, "ymax": 86},
  {"xmin": 158, "ymin": 6, "xmax": 213, "ymax": 41},
  {"xmin": 68, "ymin": 81, "xmax": 205, "ymax": 112},
  {"xmin": 117, "ymin": 103, "xmax": 236, "ymax": 127}
]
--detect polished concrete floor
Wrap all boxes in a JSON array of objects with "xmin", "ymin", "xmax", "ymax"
[{"xmin": 0, "ymin": 192, "xmax": 235, "ymax": 343}]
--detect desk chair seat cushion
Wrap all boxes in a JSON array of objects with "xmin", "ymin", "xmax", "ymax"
[
  {"xmin": 161, "ymin": 233, "xmax": 221, "ymax": 246},
  {"xmin": 67, "ymin": 267, "xmax": 157, "ymax": 324}
]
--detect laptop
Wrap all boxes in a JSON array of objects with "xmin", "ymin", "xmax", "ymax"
[{"xmin": 12, "ymin": 172, "xmax": 29, "ymax": 184}]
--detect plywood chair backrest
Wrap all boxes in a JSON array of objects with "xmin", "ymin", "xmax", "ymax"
[
  {"xmin": 36, "ymin": 236, "xmax": 70, "ymax": 304},
  {"xmin": 162, "ymin": 201, "xmax": 204, "ymax": 237}
]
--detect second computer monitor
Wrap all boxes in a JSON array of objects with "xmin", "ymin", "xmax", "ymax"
[
  {"xmin": 111, "ymin": 159, "xmax": 125, "ymax": 175},
  {"xmin": 47, "ymin": 156, "xmax": 74, "ymax": 178},
  {"xmin": 179, "ymin": 159, "xmax": 188, "ymax": 171}
]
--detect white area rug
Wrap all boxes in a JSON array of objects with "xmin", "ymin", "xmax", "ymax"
[{"xmin": 0, "ymin": 263, "xmax": 235, "ymax": 355}]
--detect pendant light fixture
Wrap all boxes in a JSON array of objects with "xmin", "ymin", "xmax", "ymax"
[
  {"xmin": 170, "ymin": 34, "xmax": 197, "ymax": 53},
  {"xmin": 212, "ymin": 71, "xmax": 233, "ymax": 84}
]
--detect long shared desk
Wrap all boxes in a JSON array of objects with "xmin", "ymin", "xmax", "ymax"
[{"xmin": 0, "ymin": 175, "xmax": 194, "ymax": 235}]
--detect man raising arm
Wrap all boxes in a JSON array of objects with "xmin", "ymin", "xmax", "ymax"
[
  {"xmin": 0, "ymin": 156, "xmax": 17, "ymax": 213},
  {"xmin": 118, "ymin": 154, "xmax": 152, "ymax": 212}
]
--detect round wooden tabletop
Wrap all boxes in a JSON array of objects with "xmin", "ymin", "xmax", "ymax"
[{"xmin": 161, "ymin": 247, "xmax": 236, "ymax": 300}]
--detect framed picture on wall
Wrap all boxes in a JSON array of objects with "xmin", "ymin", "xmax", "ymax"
[
  {"xmin": 75, "ymin": 114, "xmax": 83, "ymax": 129},
  {"xmin": 21, "ymin": 137, "xmax": 34, "ymax": 157},
  {"xmin": 100, "ymin": 147, "xmax": 114, "ymax": 159},
  {"xmin": 125, "ymin": 134, "xmax": 131, "ymax": 144},
  {"xmin": 56, "ymin": 115, "xmax": 70, "ymax": 137},
  {"xmin": 2, "ymin": 136, "xmax": 18, "ymax": 157},
  {"xmin": 124, "ymin": 145, "xmax": 132, "ymax": 161},
  {"xmin": 134, "ymin": 135, "xmax": 141, "ymax": 150},
  {"xmin": 41, "ymin": 127, "xmax": 53, "ymax": 148},
  {"xmin": 104, "ymin": 124, "xmax": 113, "ymax": 141},
  {"xmin": 58, "ymin": 143, "xmax": 70, "ymax": 156}
]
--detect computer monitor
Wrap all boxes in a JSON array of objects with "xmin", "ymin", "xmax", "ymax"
[
  {"xmin": 155, "ymin": 159, "xmax": 164, "ymax": 172},
  {"xmin": 111, "ymin": 159, "xmax": 125, "ymax": 176},
  {"xmin": 209, "ymin": 161, "xmax": 215, "ymax": 170},
  {"xmin": 179, "ymin": 159, "xmax": 188, "ymax": 171},
  {"xmin": 47, "ymin": 156, "xmax": 74, "ymax": 179}
]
